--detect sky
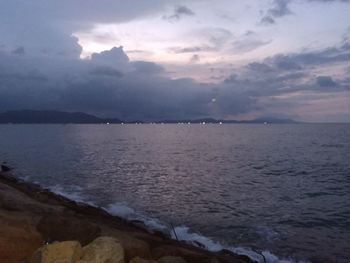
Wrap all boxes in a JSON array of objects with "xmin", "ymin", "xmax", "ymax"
[{"xmin": 0, "ymin": 0, "xmax": 349, "ymax": 122}]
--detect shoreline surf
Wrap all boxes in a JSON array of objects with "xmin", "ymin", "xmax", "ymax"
[{"xmin": 0, "ymin": 169, "xmax": 310, "ymax": 263}]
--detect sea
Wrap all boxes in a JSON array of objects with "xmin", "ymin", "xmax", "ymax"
[{"xmin": 0, "ymin": 124, "xmax": 349, "ymax": 263}]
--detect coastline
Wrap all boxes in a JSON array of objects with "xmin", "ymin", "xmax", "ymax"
[{"xmin": 0, "ymin": 170, "xmax": 254, "ymax": 263}]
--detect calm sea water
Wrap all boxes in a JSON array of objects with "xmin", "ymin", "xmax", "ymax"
[{"xmin": 0, "ymin": 124, "xmax": 349, "ymax": 263}]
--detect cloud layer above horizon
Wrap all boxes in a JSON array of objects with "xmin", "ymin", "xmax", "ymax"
[{"xmin": 0, "ymin": 0, "xmax": 349, "ymax": 122}]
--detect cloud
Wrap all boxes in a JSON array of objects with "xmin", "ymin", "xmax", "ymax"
[
  {"xmin": 267, "ymin": 43, "xmax": 350, "ymax": 68},
  {"xmin": 12, "ymin": 47, "xmax": 25, "ymax": 55},
  {"xmin": 1, "ymin": 38, "xmax": 350, "ymax": 121},
  {"xmin": 260, "ymin": 16, "xmax": 276, "ymax": 25},
  {"xmin": 90, "ymin": 46, "xmax": 130, "ymax": 69},
  {"xmin": 222, "ymin": 41, "xmax": 350, "ymax": 109},
  {"xmin": 130, "ymin": 61, "xmax": 165, "ymax": 75},
  {"xmin": 316, "ymin": 76, "xmax": 338, "ymax": 87},
  {"xmin": 308, "ymin": 0, "xmax": 350, "ymax": 3},
  {"xmin": 0, "ymin": 47, "xmax": 213, "ymax": 120},
  {"xmin": 163, "ymin": 5, "xmax": 195, "ymax": 22},
  {"xmin": 260, "ymin": 0, "xmax": 292, "ymax": 25},
  {"xmin": 267, "ymin": 0, "xmax": 292, "ymax": 17},
  {"xmin": 91, "ymin": 66, "xmax": 124, "ymax": 78},
  {"xmin": 206, "ymin": 28, "xmax": 233, "ymax": 48},
  {"xmin": 181, "ymin": 27, "xmax": 234, "ymax": 54},
  {"xmin": 260, "ymin": 0, "xmax": 350, "ymax": 26},
  {"xmin": 232, "ymin": 38, "xmax": 272, "ymax": 53},
  {"xmin": 0, "ymin": 0, "xmax": 174, "ymax": 26},
  {"xmin": 0, "ymin": 0, "xmax": 179, "ymax": 58},
  {"xmin": 171, "ymin": 46, "xmax": 210, "ymax": 54},
  {"xmin": 0, "ymin": 1, "xmax": 349, "ymax": 122},
  {"xmin": 174, "ymin": 5, "xmax": 195, "ymax": 16},
  {"xmin": 190, "ymin": 54, "xmax": 200, "ymax": 63}
]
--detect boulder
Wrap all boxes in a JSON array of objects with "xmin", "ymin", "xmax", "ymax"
[
  {"xmin": 31, "ymin": 241, "xmax": 82, "ymax": 263},
  {"xmin": 81, "ymin": 236, "xmax": 124, "ymax": 263},
  {"xmin": 157, "ymin": 257, "xmax": 187, "ymax": 263},
  {"xmin": 98, "ymin": 229, "xmax": 151, "ymax": 262},
  {"xmin": 0, "ymin": 212, "xmax": 42, "ymax": 263},
  {"xmin": 37, "ymin": 215, "xmax": 101, "ymax": 245}
]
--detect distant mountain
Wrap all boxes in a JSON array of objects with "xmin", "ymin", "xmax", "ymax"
[
  {"xmin": 0, "ymin": 110, "xmax": 122, "ymax": 124},
  {"xmin": 243, "ymin": 117, "xmax": 298, "ymax": 124},
  {"xmin": 0, "ymin": 110, "xmax": 297, "ymax": 124},
  {"xmin": 158, "ymin": 117, "xmax": 298, "ymax": 124}
]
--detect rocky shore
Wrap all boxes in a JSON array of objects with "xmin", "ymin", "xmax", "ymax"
[{"xmin": 0, "ymin": 170, "xmax": 255, "ymax": 263}]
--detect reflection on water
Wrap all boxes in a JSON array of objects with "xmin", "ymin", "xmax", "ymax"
[{"xmin": 0, "ymin": 124, "xmax": 349, "ymax": 262}]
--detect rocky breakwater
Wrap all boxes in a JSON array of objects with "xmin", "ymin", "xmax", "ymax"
[
  {"xmin": 31, "ymin": 236, "xmax": 187, "ymax": 263},
  {"xmin": 0, "ymin": 170, "xmax": 255, "ymax": 263}
]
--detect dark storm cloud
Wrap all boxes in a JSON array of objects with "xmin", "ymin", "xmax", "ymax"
[
  {"xmin": 90, "ymin": 47, "xmax": 130, "ymax": 69},
  {"xmin": 0, "ymin": 0, "xmax": 173, "ymax": 25},
  {"xmin": 0, "ymin": 47, "xmax": 216, "ymax": 120},
  {"xmin": 223, "ymin": 41, "xmax": 350, "ymax": 99},
  {"xmin": 91, "ymin": 66, "xmax": 124, "ymax": 78},
  {"xmin": 1, "ymin": 39, "xmax": 350, "ymax": 120},
  {"xmin": 0, "ymin": 0, "xmax": 173, "ymax": 58},
  {"xmin": 130, "ymin": 61, "xmax": 165, "ymax": 75},
  {"xmin": 273, "ymin": 44, "xmax": 350, "ymax": 67}
]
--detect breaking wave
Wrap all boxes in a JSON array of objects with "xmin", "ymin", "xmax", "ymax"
[{"xmin": 43, "ymin": 184, "xmax": 309, "ymax": 263}]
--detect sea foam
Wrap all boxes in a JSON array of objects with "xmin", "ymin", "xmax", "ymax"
[
  {"xmin": 104, "ymin": 202, "xmax": 309, "ymax": 263},
  {"xmin": 39, "ymin": 184, "xmax": 309, "ymax": 263}
]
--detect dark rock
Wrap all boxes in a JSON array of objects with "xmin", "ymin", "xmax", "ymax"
[
  {"xmin": 152, "ymin": 245, "xmax": 210, "ymax": 263},
  {"xmin": 219, "ymin": 249, "xmax": 256, "ymax": 263},
  {"xmin": 0, "ymin": 214, "xmax": 42, "ymax": 263},
  {"xmin": 193, "ymin": 241, "xmax": 206, "ymax": 249},
  {"xmin": 1, "ymin": 164, "xmax": 12, "ymax": 172},
  {"xmin": 36, "ymin": 215, "xmax": 101, "ymax": 246}
]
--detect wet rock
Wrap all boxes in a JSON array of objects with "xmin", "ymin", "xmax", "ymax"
[
  {"xmin": 158, "ymin": 256, "xmax": 187, "ymax": 263},
  {"xmin": 118, "ymin": 235, "xmax": 151, "ymax": 262},
  {"xmin": 129, "ymin": 257, "xmax": 157, "ymax": 263},
  {"xmin": 1, "ymin": 164, "xmax": 12, "ymax": 172},
  {"xmin": 0, "ymin": 212, "xmax": 42, "ymax": 263},
  {"xmin": 0, "ymin": 183, "xmax": 62, "ymax": 215},
  {"xmin": 31, "ymin": 241, "xmax": 82, "ymax": 263},
  {"xmin": 218, "ymin": 249, "xmax": 254, "ymax": 263},
  {"xmin": 152, "ymin": 245, "xmax": 205, "ymax": 263},
  {"xmin": 81, "ymin": 236, "xmax": 124, "ymax": 263},
  {"xmin": 37, "ymin": 215, "xmax": 101, "ymax": 245}
]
